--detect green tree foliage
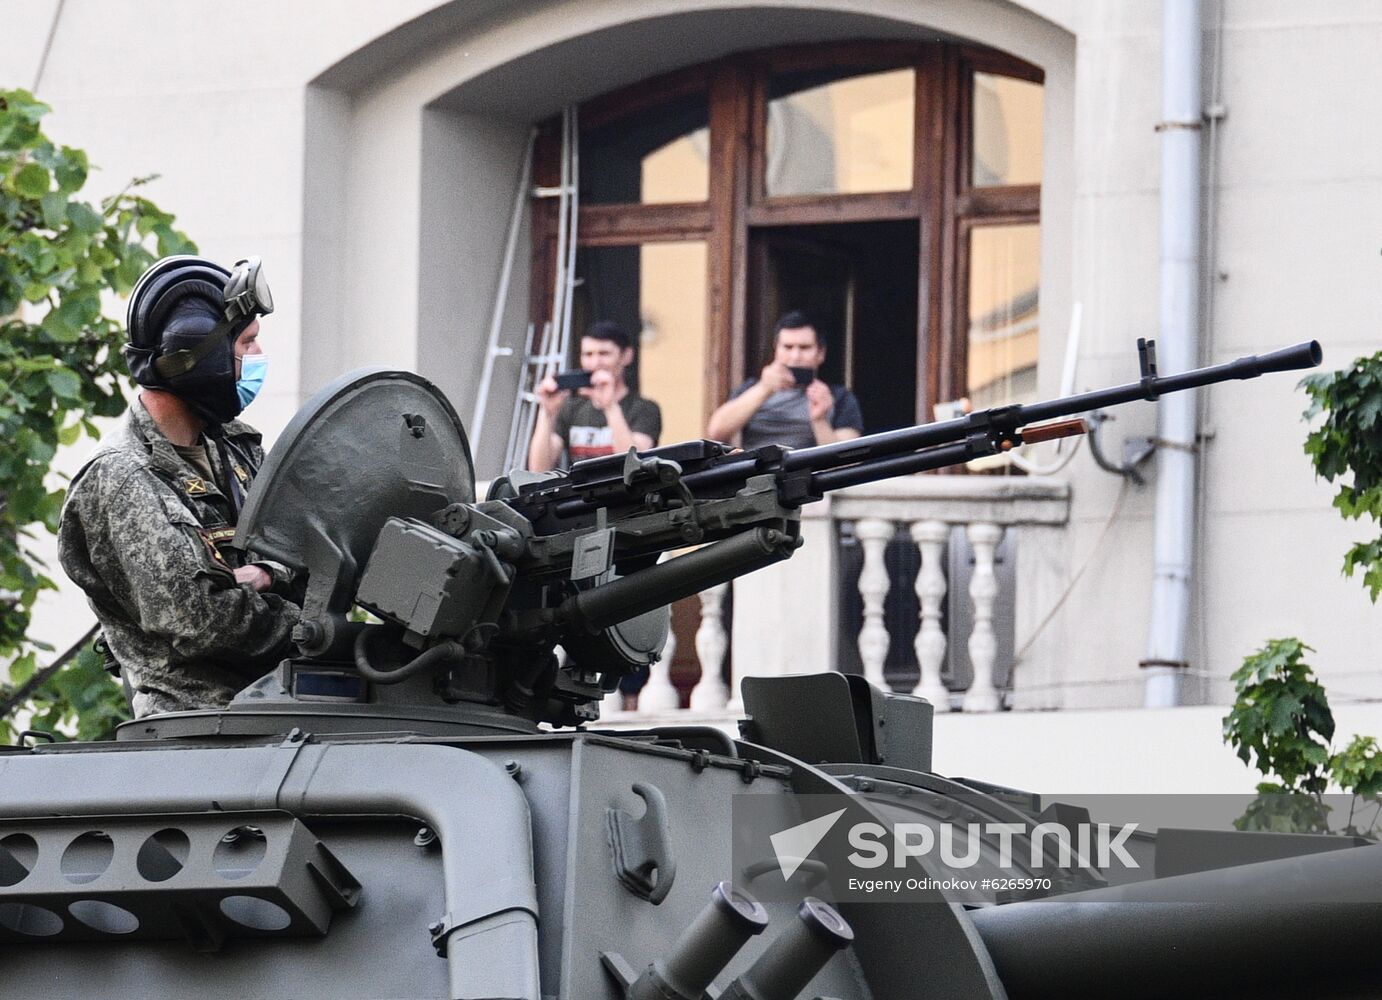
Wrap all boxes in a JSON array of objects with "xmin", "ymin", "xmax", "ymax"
[
  {"xmin": 1224, "ymin": 638, "xmax": 1333, "ymax": 792},
  {"xmin": 0, "ymin": 88, "xmax": 197, "ymax": 742},
  {"xmin": 1301, "ymin": 352, "xmax": 1382, "ymax": 600},
  {"xmin": 1223, "ymin": 358, "xmax": 1382, "ymax": 831},
  {"xmin": 1224, "ymin": 639, "xmax": 1382, "ymax": 836},
  {"xmin": 10, "ymin": 645, "xmax": 130, "ymax": 743}
]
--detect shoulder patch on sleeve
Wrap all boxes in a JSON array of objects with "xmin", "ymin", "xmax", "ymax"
[{"xmin": 195, "ymin": 527, "xmax": 233, "ymax": 568}]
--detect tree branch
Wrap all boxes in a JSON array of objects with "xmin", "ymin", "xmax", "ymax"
[{"xmin": 0, "ymin": 622, "xmax": 98, "ymax": 722}]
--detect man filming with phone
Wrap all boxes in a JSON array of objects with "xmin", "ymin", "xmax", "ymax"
[
  {"xmin": 528, "ymin": 320, "xmax": 662, "ymax": 471},
  {"xmin": 707, "ymin": 310, "xmax": 864, "ymax": 450}
]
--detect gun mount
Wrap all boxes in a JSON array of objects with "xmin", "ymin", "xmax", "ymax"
[{"xmin": 105, "ymin": 338, "xmax": 1320, "ymax": 739}]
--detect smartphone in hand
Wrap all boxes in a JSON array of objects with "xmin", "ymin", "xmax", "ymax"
[
  {"xmin": 554, "ymin": 370, "xmax": 594, "ymax": 390},
  {"xmin": 789, "ymin": 366, "xmax": 815, "ymax": 388}
]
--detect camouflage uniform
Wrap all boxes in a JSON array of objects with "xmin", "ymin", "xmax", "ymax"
[{"xmin": 58, "ymin": 400, "xmax": 300, "ymax": 717}]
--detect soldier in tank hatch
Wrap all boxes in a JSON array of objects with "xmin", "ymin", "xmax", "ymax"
[{"xmin": 58, "ymin": 256, "xmax": 301, "ymax": 718}]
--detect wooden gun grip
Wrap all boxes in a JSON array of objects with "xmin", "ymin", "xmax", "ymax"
[{"xmin": 1019, "ymin": 418, "xmax": 1089, "ymax": 445}]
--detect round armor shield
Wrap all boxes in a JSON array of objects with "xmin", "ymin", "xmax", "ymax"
[{"xmin": 234, "ymin": 368, "xmax": 474, "ymax": 614}]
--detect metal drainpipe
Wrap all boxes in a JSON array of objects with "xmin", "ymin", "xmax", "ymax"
[{"xmin": 1143, "ymin": 0, "xmax": 1204, "ymax": 707}]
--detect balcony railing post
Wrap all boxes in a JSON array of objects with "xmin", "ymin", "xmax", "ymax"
[
  {"xmin": 593, "ymin": 477, "xmax": 1069, "ymax": 727},
  {"xmin": 854, "ymin": 518, "xmax": 894, "ymax": 690},
  {"xmin": 690, "ymin": 583, "xmax": 730, "ymax": 711},
  {"xmin": 961, "ymin": 521, "xmax": 1004, "ymax": 712},
  {"xmin": 910, "ymin": 519, "xmax": 951, "ymax": 711},
  {"xmin": 638, "ymin": 622, "xmax": 680, "ymax": 712}
]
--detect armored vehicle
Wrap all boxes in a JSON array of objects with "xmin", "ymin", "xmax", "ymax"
[{"xmin": 5, "ymin": 339, "xmax": 1379, "ymax": 999}]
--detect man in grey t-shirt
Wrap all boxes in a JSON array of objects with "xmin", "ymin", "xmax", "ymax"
[{"xmin": 707, "ymin": 311, "xmax": 864, "ymax": 450}]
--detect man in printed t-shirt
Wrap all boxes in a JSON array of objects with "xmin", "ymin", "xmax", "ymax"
[{"xmin": 528, "ymin": 320, "xmax": 662, "ymax": 471}]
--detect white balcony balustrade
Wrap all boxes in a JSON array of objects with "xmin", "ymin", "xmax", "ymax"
[{"xmin": 601, "ymin": 475, "xmax": 1071, "ymax": 726}]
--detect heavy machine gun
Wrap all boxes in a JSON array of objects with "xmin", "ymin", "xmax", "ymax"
[{"xmin": 224, "ymin": 337, "xmax": 1321, "ymax": 732}]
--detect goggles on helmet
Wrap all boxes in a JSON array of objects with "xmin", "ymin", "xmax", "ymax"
[
  {"xmin": 152, "ymin": 256, "xmax": 274, "ymax": 380},
  {"xmin": 222, "ymin": 255, "xmax": 274, "ymax": 324}
]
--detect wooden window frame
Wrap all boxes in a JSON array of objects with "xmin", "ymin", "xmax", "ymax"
[
  {"xmin": 952, "ymin": 46, "xmax": 1044, "ymax": 409},
  {"xmin": 746, "ymin": 43, "xmax": 923, "ymax": 214},
  {"xmin": 529, "ymin": 40, "xmax": 1044, "ymax": 433}
]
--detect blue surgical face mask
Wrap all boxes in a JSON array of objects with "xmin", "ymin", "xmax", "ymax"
[{"xmin": 237, "ymin": 354, "xmax": 268, "ymax": 410}]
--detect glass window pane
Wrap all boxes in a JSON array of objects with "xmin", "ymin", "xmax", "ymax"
[
  {"xmin": 766, "ymin": 68, "xmax": 914, "ymax": 197},
  {"xmin": 967, "ymin": 224, "xmax": 1040, "ymax": 409},
  {"xmin": 972, "ymin": 73, "xmax": 1043, "ymax": 187},
  {"xmin": 638, "ymin": 243, "xmax": 708, "ymax": 445},
  {"xmin": 579, "ymin": 93, "xmax": 710, "ymax": 205},
  {"xmin": 573, "ymin": 242, "xmax": 708, "ymax": 446}
]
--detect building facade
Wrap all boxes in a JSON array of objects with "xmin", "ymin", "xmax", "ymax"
[{"xmin": 7, "ymin": 0, "xmax": 1381, "ymax": 788}]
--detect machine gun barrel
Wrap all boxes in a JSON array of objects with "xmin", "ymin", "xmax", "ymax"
[
  {"xmin": 679, "ymin": 339, "xmax": 1321, "ymax": 498},
  {"xmin": 787, "ymin": 339, "xmax": 1318, "ymax": 474},
  {"xmin": 1012, "ymin": 338, "xmax": 1322, "ymax": 424},
  {"xmin": 561, "ymin": 527, "xmax": 801, "ymax": 633}
]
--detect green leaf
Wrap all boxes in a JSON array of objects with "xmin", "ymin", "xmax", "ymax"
[
  {"xmin": 53, "ymin": 147, "xmax": 87, "ymax": 193},
  {"xmin": 39, "ymin": 306, "xmax": 77, "ymax": 342},
  {"xmin": 13, "ymin": 162, "xmax": 51, "ymax": 198},
  {"xmin": 5, "ymin": 90, "xmax": 51, "ymax": 123},
  {"xmin": 45, "ymin": 368, "xmax": 82, "ymax": 401},
  {"xmin": 153, "ymin": 223, "xmax": 187, "ymax": 257},
  {"xmin": 39, "ymin": 190, "xmax": 66, "ymax": 228},
  {"xmin": 114, "ymin": 251, "xmax": 148, "ymax": 292},
  {"xmin": 1268, "ymin": 695, "xmax": 1302, "ymax": 736},
  {"xmin": 65, "ymin": 201, "xmax": 103, "ymax": 235},
  {"xmin": 9, "ymin": 651, "xmax": 37, "ymax": 684},
  {"xmin": 1364, "ymin": 563, "xmax": 1382, "ymax": 603},
  {"xmin": 31, "ymin": 141, "xmax": 59, "ymax": 168},
  {"xmin": 1331, "ymin": 736, "xmax": 1382, "ymax": 797},
  {"xmin": 26, "ymin": 436, "xmax": 56, "ymax": 464}
]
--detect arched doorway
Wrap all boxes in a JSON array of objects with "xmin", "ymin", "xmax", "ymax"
[{"xmin": 528, "ymin": 40, "xmax": 1044, "ymax": 447}]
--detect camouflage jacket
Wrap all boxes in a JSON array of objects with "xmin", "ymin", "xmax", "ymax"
[{"xmin": 57, "ymin": 400, "xmax": 301, "ymax": 717}]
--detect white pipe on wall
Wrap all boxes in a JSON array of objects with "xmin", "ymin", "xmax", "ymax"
[{"xmin": 1143, "ymin": 0, "xmax": 1204, "ymax": 708}]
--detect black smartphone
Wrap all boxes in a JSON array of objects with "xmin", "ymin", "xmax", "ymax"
[
  {"xmin": 554, "ymin": 369, "xmax": 594, "ymax": 390},
  {"xmin": 789, "ymin": 366, "xmax": 815, "ymax": 388}
]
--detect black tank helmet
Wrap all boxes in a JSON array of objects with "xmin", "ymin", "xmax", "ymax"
[{"xmin": 123, "ymin": 255, "xmax": 273, "ymax": 425}]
